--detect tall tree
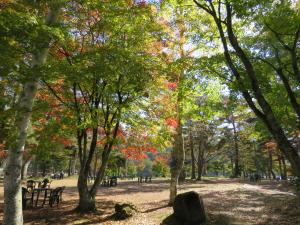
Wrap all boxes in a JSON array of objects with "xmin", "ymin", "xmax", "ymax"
[
  {"xmin": 43, "ymin": 1, "xmax": 161, "ymax": 212},
  {"xmin": 1, "ymin": 2, "xmax": 63, "ymax": 224},
  {"xmin": 194, "ymin": 0, "xmax": 300, "ymax": 179}
]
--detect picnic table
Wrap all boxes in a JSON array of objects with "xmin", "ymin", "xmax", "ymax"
[
  {"xmin": 101, "ymin": 176, "xmax": 117, "ymax": 187},
  {"xmin": 138, "ymin": 176, "xmax": 152, "ymax": 183},
  {"xmin": 22, "ymin": 186, "xmax": 65, "ymax": 209}
]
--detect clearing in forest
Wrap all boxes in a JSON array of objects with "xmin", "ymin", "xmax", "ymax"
[{"xmin": 0, "ymin": 178, "xmax": 299, "ymax": 225}]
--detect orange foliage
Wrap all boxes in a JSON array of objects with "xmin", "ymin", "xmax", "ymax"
[
  {"xmin": 166, "ymin": 81, "xmax": 177, "ymax": 90},
  {"xmin": 51, "ymin": 136, "xmax": 72, "ymax": 147},
  {"xmin": 0, "ymin": 151, "xmax": 7, "ymax": 159},
  {"xmin": 121, "ymin": 146, "xmax": 148, "ymax": 161},
  {"xmin": 165, "ymin": 117, "xmax": 178, "ymax": 128},
  {"xmin": 0, "ymin": 143, "xmax": 7, "ymax": 158}
]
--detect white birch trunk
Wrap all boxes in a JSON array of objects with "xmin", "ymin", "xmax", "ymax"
[
  {"xmin": 4, "ymin": 81, "xmax": 38, "ymax": 225},
  {"xmin": 3, "ymin": 8, "xmax": 60, "ymax": 225}
]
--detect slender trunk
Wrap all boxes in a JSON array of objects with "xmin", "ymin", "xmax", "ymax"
[
  {"xmin": 42, "ymin": 163, "xmax": 46, "ymax": 177},
  {"xmin": 278, "ymin": 154, "xmax": 283, "ymax": 179},
  {"xmin": 197, "ymin": 138, "xmax": 205, "ymax": 181},
  {"xmin": 282, "ymin": 156, "xmax": 287, "ymax": 180},
  {"xmin": 125, "ymin": 159, "xmax": 128, "ymax": 177},
  {"xmin": 72, "ymin": 149, "xmax": 77, "ymax": 175},
  {"xmin": 268, "ymin": 150, "xmax": 275, "ymax": 179},
  {"xmin": 189, "ymin": 126, "xmax": 196, "ymax": 179},
  {"xmin": 169, "ymin": 6, "xmax": 186, "ymax": 205},
  {"xmin": 191, "ymin": 145, "xmax": 196, "ymax": 179},
  {"xmin": 21, "ymin": 156, "xmax": 32, "ymax": 180},
  {"xmin": 276, "ymin": 68, "xmax": 300, "ymax": 118},
  {"xmin": 230, "ymin": 155, "xmax": 234, "ymax": 176},
  {"xmin": 33, "ymin": 160, "xmax": 38, "ymax": 177},
  {"xmin": 169, "ymin": 124, "xmax": 184, "ymax": 205},
  {"xmin": 93, "ymin": 150, "xmax": 98, "ymax": 177},
  {"xmin": 179, "ymin": 166, "xmax": 186, "ymax": 182},
  {"xmin": 68, "ymin": 157, "xmax": 72, "ymax": 177},
  {"xmin": 291, "ymin": 48, "xmax": 300, "ymax": 83},
  {"xmin": 231, "ymin": 112, "xmax": 240, "ymax": 177},
  {"xmin": 68, "ymin": 148, "xmax": 76, "ymax": 176},
  {"xmin": 271, "ymin": 170, "xmax": 276, "ymax": 180},
  {"xmin": 254, "ymin": 150, "xmax": 258, "ymax": 173}
]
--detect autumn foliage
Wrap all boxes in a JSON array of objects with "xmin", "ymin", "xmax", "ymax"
[{"xmin": 0, "ymin": 143, "xmax": 7, "ymax": 158}]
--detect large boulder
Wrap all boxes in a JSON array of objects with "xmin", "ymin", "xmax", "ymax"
[
  {"xmin": 173, "ymin": 191, "xmax": 206, "ymax": 225},
  {"xmin": 114, "ymin": 203, "xmax": 137, "ymax": 220}
]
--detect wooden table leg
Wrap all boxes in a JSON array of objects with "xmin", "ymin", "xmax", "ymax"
[
  {"xmin": 42, "ymin": 189, "xmax": 49, "ymax": 206},
  {"xmin": 35, "ymin": 190, "xmax": 40, "ymax": 207}
]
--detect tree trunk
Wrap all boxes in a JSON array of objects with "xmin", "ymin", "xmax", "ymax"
[
  {"xmin": 197, "ymin": 139, "xmax": 205, "ymax": 181},
  {"xmin": 33, "ymin": 160, "xmax": 38, "ymax": 177},
  {"xmin": 278, "ymin": 154, "xmax": 283, "ymax": 179},
  {"xmin": 68, "ymin": 157, "xmax": 72, "ymax": 177},
  {"xmin": 21, "ymin": 156, "xmax": 32, "ymax": 180},
  {"xmin": 125, "ymin": 159, "xmax": 128, "ymax": 177},
  {"xmin": 169, "ymin": 125, "xmax": 184, "ymax": 205},
  {"xmin": 191, "ymin": 146, "xmax": 196, "ymax": 179},
  {"xmin": 231, "ymin": 112, "xmax": 240, "ymax": 177},
  {"xmin": 203, "ymin": 163, "xmax": 207, "ymax": 176},
  {"xmin": 189, "ymin": 126, "xmax": 196, "ymax": 179},
  {"xmin": 3, "ymin": 81, "xmax": 38, "ymax": 225},
  {"xmin": 68, "ymin": 148, "xmax": 77, "ymax": 176},
  {"xmin": 268, "ymin": 151, "xmax": 275, "ymax": 179},
  {"xmin": 223, "ymin": 4, "xmax": 300, "ymax": 179},
  {"xmin": 71, "ymin": 149, "xmax": 78, "ymax": 175},
  {"xmin": 76, "ymin": 171, "xmax": 96, "ymax": 212},
  {"xmin": 76, "ymin": 121, "xmax": 120, "ymax": 212},
  {"xmin": 93, "ymin": 151, "xmax": 98, "ymax": 177},
  {"xmin": 282, "ymin": 156, "xmax": 287, "ymax": 180},
  {"xmin": 76, "ymin": 127, "xmax": 98, "ymax": 212},
  {"xmin": 3, "ymin": 7, "xmax": 61, "ymax": 225},
  {"xmin": 195, "ymin": 1, "xmax": 300, "ymax": 179}
]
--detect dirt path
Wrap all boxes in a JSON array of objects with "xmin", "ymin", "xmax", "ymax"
[{"xmin": 0, "ymin": 178, "xmax": 299, "ymax": 225}]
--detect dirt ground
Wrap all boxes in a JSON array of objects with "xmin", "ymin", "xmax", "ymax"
[{"xmin": 0, "ymin": 177, "xmax": 299, "ymax": 225}]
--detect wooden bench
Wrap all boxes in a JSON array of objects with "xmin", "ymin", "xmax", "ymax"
[
  {"xmin": 101, "ymin": 177, "xmax": 117, "ymax": 187},
  {"xmin": 38, "ymin": 178, "xmax": 51, "ymax": 189},
  {"xmin": 26, "ymin": 180, "xmax": 37, "ymax": 192},
  {"xmin": 48, "ymin": 186, "xmax": 65, "ymax": 207},
  {"xmin": 22, "ymin": 187, "xmax": 34, "ymax": 209},
  {"xmin": 110, "ymin": 177, "xmax": 117, "ymax": 187},
  {"xmin": 138, "ymin": 176, "xmax": 152, "ymax": 183}
]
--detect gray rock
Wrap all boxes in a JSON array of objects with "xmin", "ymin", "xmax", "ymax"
[{"xmin": 173, "ymin": 191, "xmax": 206, "ymax": 225}]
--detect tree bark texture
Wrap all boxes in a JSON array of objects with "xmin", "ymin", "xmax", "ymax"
[
  {"xmin": 3, "ymin": 7, "xmax": 60, "ymax": 225},
  {"xmin": 21, "ymin": 156, "xmax": 32, "ymax": 180},
  {"xmin": 231, "ymin": 112, "xmax": 240, "ymax": 177},
  {"xmin": 169, "ymin": 125, "xmax": 185, "ymax": 205},
  {"xmin": 197, "ymin": 138, "xmax": 205, "ymax": 181},
  {"xmin": 189, "ymin": 125, "xmax": 196, "ymax": 179}
]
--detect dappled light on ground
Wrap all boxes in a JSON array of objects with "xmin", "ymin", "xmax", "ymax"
[{"xmin": 0, "ymin": 178, "xmax": 299, "ymax": 225}]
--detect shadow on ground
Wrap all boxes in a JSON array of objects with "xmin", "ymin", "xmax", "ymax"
[{"xmin": 0, "ymin": 179, "xmax": 299, "ymax": 225}]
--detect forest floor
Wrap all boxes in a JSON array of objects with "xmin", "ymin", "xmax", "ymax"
[{"xmin": 0, "ymin": 177, "xmax": 299, "ymax": 225}]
